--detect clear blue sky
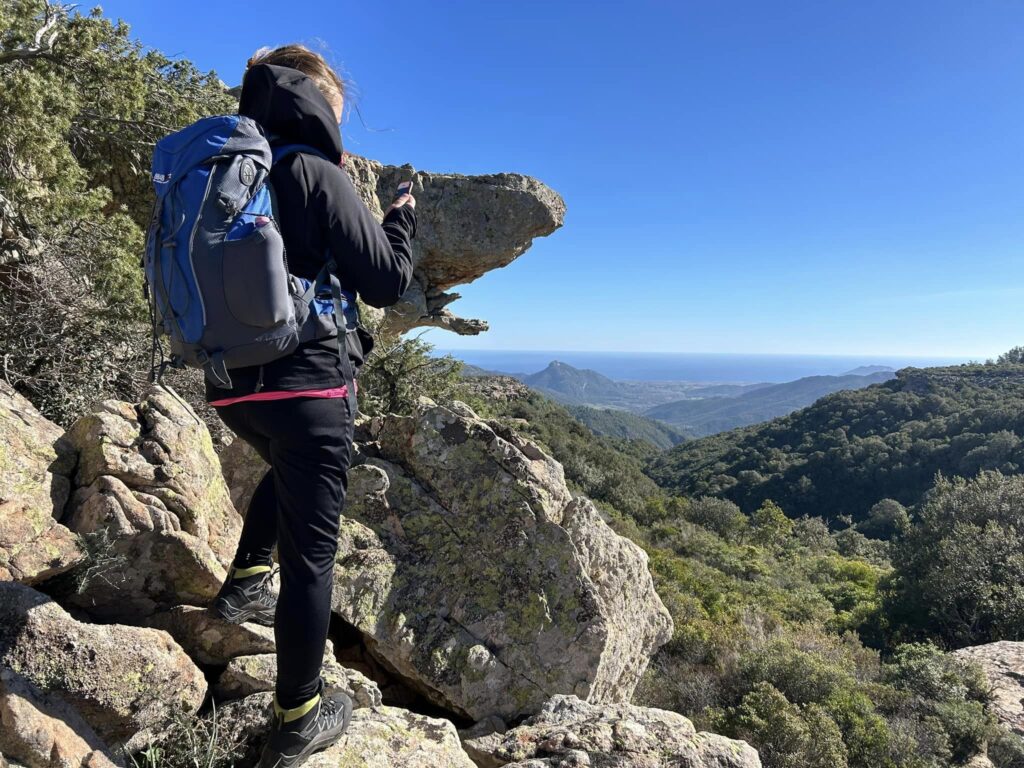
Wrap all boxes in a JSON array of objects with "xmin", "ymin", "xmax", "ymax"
[{"xmin": 98, "ymin": 0, "xmax": 1023, "ymax": 358}]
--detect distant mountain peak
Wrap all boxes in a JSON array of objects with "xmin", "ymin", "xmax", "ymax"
[
  {"xmin": 520, "ymin": 361, "xmax": 620, "ymax": 404},
  {"xmin": 841, "ymin": 365, "xmax": 896, "ymax": 377}
]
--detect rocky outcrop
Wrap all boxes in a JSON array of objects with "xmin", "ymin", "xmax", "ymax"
[
  {"xmin": 214, "ymin": 641, "xmax": 382, "ymax": 708},
  {"xmin": 0, "ymin": 582, "xmax": 206, "ymax": 750},
  {"xmin": 328, "ymin": 398, "xmax": 672, "ymax": 721},
  {"xmin": 60, "ymin": 387, "xmax": 240, "ymax": 620},
  {"xmin": 0, "ymin": 138, "xmax": 762, "ymax": 768},
  {"xmin": 344, "ymin": 156, "xmax": 565, "ymax": 336},
  {"xmin": 312, "ymin": 707, "xmax": 476, "ymax": 768},
  {"xmin": 146, "ymin": 605, "xmax": 275, "ymax": 666},
  {"xmin": 953, "ymin": 641, "xmax": 1024, "ymax": 736},
  {"xmin": 0, "ymin": 669, "xmax": 119, "ymax": 768},
  {"xmin": 219, "ymin": 435, "xmax": 267, "ymax": 515},
  {"xmin": 462, "ymin": 695, "xmax": 762, "ymax": 768},
  {"xmin": 460, "ymin": 375, "xmax": 532, "ymax": 403},
  {"xmin": 0, "ymin": 381, "xmax": 80, "ymax": 584}
]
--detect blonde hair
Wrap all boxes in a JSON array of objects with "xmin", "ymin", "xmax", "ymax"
[{"xmin": 247, "ymin": 44, "xmax": 345, "ymax": 109}]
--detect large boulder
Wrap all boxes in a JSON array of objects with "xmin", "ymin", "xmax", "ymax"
[
  {"xmin": 329, "ymin": 398, "xmax": 672, "ymax": 721},
  {"xmin": 219, "ymin": 435, "xmax": 267, "ymax": 516},
  {"xmin": 0, "ymin": 381, "xmax": 81, "ymax": 583},
  {"xmin": 0, "ymin": 669, "xmax": 119, "ymax": 768},
  {"xmin": 60, "ymin": 387, "xmax": 241, "ymax": 620},
  {"xmin": 462, "ymin": 695, "xmax": 762, "ymax": 768},
  {"xmin": 0, "ymin": 582, "xmax": 206, "ymax": 750},
  {"xmin": 953, "ymin": 641, "xmax": 1024, "ymax": 736},
  {"xmin": 344, "ymin": 156, "xmax": 565, "ymax": 336}
]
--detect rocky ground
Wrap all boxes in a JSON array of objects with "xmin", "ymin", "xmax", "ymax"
[{"xmin": 0, "ymin": 376, "xmax": 763, "ymax": 768}]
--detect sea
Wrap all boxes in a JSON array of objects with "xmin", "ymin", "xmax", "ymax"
[{"xmin": 434, "ymin": 350, "xmax": 977, "ymax": 384}]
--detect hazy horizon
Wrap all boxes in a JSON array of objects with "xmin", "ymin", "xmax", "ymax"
[{"xmin": 436, "ymin": 348, "xmax": 976, "ymax": 383}]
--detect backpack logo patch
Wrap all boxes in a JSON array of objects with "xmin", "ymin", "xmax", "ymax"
[{"xmin": 239, "ymin": 159, "xmax": 256, "ymax": 187}]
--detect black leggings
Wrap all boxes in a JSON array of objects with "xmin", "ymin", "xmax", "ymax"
[{"xmin": 215, "ymin": 394, "xmax": 355, "ymax": 709}]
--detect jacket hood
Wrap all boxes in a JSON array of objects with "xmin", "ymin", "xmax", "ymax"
[{"xmin": 239, "ymin": 64, "xmax": 343, "ymax": 165}]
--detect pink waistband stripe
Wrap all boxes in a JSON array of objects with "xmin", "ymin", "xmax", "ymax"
[{"xmin": 209, "ymin": 382, "xmax": 355, "ymax": 408}]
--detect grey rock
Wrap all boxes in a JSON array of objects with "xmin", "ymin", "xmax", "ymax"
[
  {"xmin": 308, "ymin": 706, "xmax": 477, "ymax": 768},
  {"xmin": 218, "ymin": 435, "xmax": 267, "ymax": 516},
  {"xmin": 146, "ymin": 605, "xmax": 275, "ymax": 666},
  {"xmin": 214, "ymin": 641, "xmax": 382, "ymax": 708},
  {"xmin": 61, "ymin": 387, "xmax": 241, "ymax": 620},
  {"xmin": 462, "ymin": 694, "xmax": 762, "ymax": 768},
  {"xmin": 215, "ymin": 695, "xmax": 476, "ymax": 768},
  {"xmin": 330, "ymin": 398, "xmax": 672, "ymax": 721},
  {"xmin": 953, "ymin": 641, "xmax": 1024, "ymax": 736},
  {"xmin": 0, "ymin": 582, "xmax": 206, "ymax": 750},
  {"xmin": 0, "ymin": 669, "xmax": 120, "ymax": 768},
  {"xmin": 0, "ymin": 381, "xmax": 80, "ymax": 584},
  {"xmin": 344, "ymin": 156, "xmax": 565, "ymax": 337}
]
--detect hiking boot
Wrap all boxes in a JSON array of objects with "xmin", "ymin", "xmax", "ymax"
[
  {"xmin": 257, "ymin": 683, "xmax": 354, "ymax": 768},
  {"xmin": 211, "ymin": 565, "xmax": 277, "ymax": 626}
]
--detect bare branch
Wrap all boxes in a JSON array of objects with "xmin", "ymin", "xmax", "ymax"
[{"xmin": 0, "ymin": 1, "xmax": 78, "ymax": 65}]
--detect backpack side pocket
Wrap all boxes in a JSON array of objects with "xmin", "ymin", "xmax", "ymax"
[{"xmin": 222, "ymin": 222, "xmax": 294, "ymax": 328}]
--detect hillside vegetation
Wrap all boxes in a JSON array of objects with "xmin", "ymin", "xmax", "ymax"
[
  {"xmin": 647, "ymin": 363, "xmax": 1024, "ymax": 525},
  {"xmin": 464, "ymin": 372, "xmax": 1023, "ymax": 768},
  {"xmin": 645, "ymin": 371, "xmax": 893, "ymax": 437},
  {"xmin": 567, "ymin": 404, "xmax": 689, "ymax": 448},
  {"xmin": 0, "ymin": 3, "xmax": 233, "ymax": 424}
]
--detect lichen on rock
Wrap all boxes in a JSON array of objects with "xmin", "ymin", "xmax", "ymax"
[
  {"xmin": 214, "ymin": 641, "xmax": 382, "ymax": 709},
  {"xmin": 327, "ymin": 397, "xmax": 673, "ymax": 722},
  {"xmin": 0, "ymin": 582, "xmax": 206, "ymax": 751},
  {"xmin": 0, "ymin": 381, "xmax": 81, "ymax": 584},
  {"xmin": 343, "ymin": 156, "xmax": 565, "ymax": 337},
  {"xmin": 462, "ymin": 694, "xmax": 762, "ymax": 768},
  {"xmin": 0, "ymin": 668, "xmax": 119, "ymax": 768},
  {"xmin": 953, "ymin": 641, "xmax": 1024, "ymax": 737},
  {"xmin": 146, "ymin": 605, "xmax": 276, "ymax": 666},
  {"xmin": 59, "ymin": 386, "xmax": 240, "ymax": 619},
  {"xmin": 213, "ymin": 694, "xmax": 476, "ymax": 768}
]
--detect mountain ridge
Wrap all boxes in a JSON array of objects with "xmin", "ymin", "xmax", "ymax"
[
  {"xmin": 647, "ymin": 363, "xmax": 1024, "ymax": 524},
  {"xmin": 644, "ymin": 370, "xmax": 895, "ymax": 436}
]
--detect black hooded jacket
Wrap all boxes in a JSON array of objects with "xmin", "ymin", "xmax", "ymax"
[{"xmin": 204, "ymin": 63, "xmax": 416, "ymax": 401}]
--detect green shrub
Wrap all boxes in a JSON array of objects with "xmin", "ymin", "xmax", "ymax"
[{"xmin": 729, "ymin": 683, "xmax": 849, "ymax": 768}]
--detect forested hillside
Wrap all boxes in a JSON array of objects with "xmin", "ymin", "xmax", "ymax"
[
  {"xmin": 647, "ymin": 363, "xmax": 1024, "ymax": 525},
  {"xmin": 567, "ymin": 403, "xmax": 689, "ymax": 448},
  {"xmin": 644, "ymin": 370, "xmax": 893, "ymax": 436}
]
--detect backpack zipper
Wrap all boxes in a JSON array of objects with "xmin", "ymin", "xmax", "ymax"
[{"xmin": 255, "ymin": 366, "xmax": 265, "ymax": 393}]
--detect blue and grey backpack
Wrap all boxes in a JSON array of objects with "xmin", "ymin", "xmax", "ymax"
[{"xmin": 144, "ymin": 114, "xmax": 357, "ymax": 389}]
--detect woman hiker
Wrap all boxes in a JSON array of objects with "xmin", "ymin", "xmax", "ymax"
[{"xmin": 206, "ymin": 45, "xmax": 416, "ymax": 768}]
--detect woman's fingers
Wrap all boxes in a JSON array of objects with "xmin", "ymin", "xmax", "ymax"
[{"xmin": 386, "ymin": 193, "xmax": 416, "ymax": 215}]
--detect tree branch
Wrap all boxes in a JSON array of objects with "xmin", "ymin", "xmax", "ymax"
[{"xmin": 0, "ymin": 1, "xmax": 78, "ymax": 65}]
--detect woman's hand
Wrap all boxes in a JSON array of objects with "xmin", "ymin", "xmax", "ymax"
[{"xmin": 386, "ymin": 193, "xmax": 416, "ymax": 217}]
